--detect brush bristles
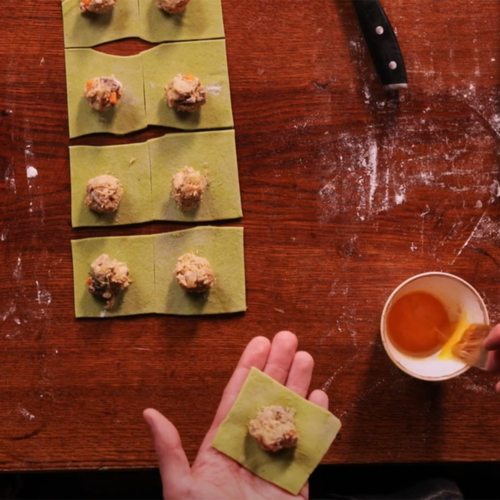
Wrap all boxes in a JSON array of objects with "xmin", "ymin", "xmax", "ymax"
[{"xmin": 452, "ymin": 324, "xmax": 490, "ymax": 366}]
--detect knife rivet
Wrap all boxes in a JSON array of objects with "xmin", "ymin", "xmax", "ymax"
[
  {"xmin": 389, "ymin": 61, "xmax": 397, "ymax": 70},
  {"xmin": 376, "ymin": 26, "xmax": 384, "ymax": 35}
]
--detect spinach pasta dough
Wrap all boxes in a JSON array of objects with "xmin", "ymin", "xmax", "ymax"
[
  {"xmin": 212, "ymin": 368, "xmax": 341, "ymax": 495},
  {"xmin": 72, "ymin": 227, "xmax": 245, "ymax": 317}
]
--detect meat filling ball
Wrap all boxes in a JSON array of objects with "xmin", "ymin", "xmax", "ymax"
[
  {"xmin": 164, "ymin": 74, "xmax": 206, "ymax": 113},
  {"xmin": 156, "ymin": 0, "xmax": 190, "ymax": 13},
  {"xmin": 84, "ymin": 76, "xmax": 123, "ymax": 111},
  {"xmin": 171, "ymin": 166, "xmax": 208, "ymax": 211},
  {"xmin": 85, "ymin": 174, "xmax": 124, "ymax": 213},
  {"xmin": 87, "ymin": 254, "xmax": 131, "ymax": 310},
  {"xmin": 80, "ymin": 0, "xmax": 116, "ymax": 14},
  {"xmin": 247, "ymin": 406, "xmax": 299, "ymax": 452},
  {"xmin": 175, "ymin": 252, "xmax": 215, "ymax": 293}
]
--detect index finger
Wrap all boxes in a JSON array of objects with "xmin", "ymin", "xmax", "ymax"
[
  {"xmin": 198, "ymin": 335, "xmax": 271, "ymax": 451},
  {"xmin": 486, "ymin": 350, "xmax": 500, "ymax": 372}
]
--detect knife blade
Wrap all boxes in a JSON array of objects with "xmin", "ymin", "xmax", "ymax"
[{"xmin": 352, "ymin": 0, "xmax": 408, "ymax": 90}]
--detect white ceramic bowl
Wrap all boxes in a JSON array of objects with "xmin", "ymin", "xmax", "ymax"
[{"xmin": 380, "ymin": 272, "xmax": 489, "ymax": 381}]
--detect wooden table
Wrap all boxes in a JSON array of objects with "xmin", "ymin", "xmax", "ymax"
[{"xmin": 1, "ymin": 0, "xmax": 500, "ymax": 471}]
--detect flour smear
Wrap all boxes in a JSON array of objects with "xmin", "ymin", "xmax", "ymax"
[{"xmin": 317, "ymin": 83, "xmax": 500, "ymax": 227}]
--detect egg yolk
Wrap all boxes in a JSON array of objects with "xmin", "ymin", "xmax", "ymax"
[{"xmin": 386, "ymin": 291, "xmax": 454, "ymax": 357}]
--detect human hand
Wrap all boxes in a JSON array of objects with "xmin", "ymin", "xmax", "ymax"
[
  {"xmin": 143, "ymin": 331, "xmax": 328, "ymax": 500},
  {"xmin": 484, "ymin": 324, "xmax": 500, "ymax": 393}
]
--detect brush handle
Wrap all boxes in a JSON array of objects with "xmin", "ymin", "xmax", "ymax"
[{"xmin": 474, "ymin": 348, "xmax": 489, "ymax": 370}]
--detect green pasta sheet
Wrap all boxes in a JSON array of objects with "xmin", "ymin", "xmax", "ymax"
[
  {"xmin": 65, "ymin": 49, "xmax": 147, "ymax": 138},
  {"xmin": 62, "ymin": 0, "xmax": 224, "ymax": 48},
  {"xmin": 212, "ymin": 368, "xmax": 342, "ymax": 495},
  {"xmin": 154, "ymin": 226, "xmax": 246, "ymax": 315},
  {"xmin": 72, "ymin": 227, "xmax": 246, "ymax": 317},
  {"xmin": 140, "ymin": 0, "xmax": 225, "ymax": 44},
  {"xmin": 62, "ymin": 0, "xmax": 141, "ymax": 49},
  {"xmin": 72, "ymin": 235, "xmax": 156, "ymax": 318},
  {"xmin": 69, "ymin": 130, "xmax": 241, "ymax": 227},
  {"xmin": 149, "ymin": 130, "xmax": 242, "ymax": 222},
  {"xmin": 70, "ymin": 142, "xmax": 153, "ymax": 227},
  {"xmin": 142, "ymin": 40, "xmax": 233, "ymax": 130}
]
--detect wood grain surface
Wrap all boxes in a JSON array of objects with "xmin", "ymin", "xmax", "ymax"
[{"xmin": 1, "ymin": 0, "xmax": 500, "ymax": 470}]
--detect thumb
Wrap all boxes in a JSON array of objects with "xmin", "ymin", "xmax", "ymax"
[{"xmin": 143, "ymin": 408, "xmax": 192, "ymax": 498}]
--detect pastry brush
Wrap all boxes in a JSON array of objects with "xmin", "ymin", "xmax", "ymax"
[{"xmin": 451, "ymin": 323, "xmax": 490, "ymax": 370}]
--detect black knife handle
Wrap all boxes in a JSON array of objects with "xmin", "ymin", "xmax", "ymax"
[{"xmin": 352, "ymin": 0, "xmax": 408, "ymax": 90}]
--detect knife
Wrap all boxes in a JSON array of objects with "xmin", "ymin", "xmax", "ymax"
[{"xmin": 352, "ymin": 0, "xmax": 408, "ymax": 90}]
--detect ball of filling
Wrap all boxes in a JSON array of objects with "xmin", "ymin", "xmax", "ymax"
[
  {"xmin": 156, "ymin": 0, "xmax": 190, "ymax": 13},
  {"xmin": 247, "ymin": 406, "xmax": 299, "ymax": 452},
  {"xmin": 80, "ymin": 0, "xmax": 116, "ymax": 14},
  {"xmin": 84, "ymin": 76, "xmax": 123, "ymax": 111},
  {"xmin": 175, "ymin": 252, "xmax": 215, "ymax": 293},
  {"xmin": 87, "ymin": 254, "xmax": 131, "ymax": 310},
  {"xmin": 171, "ymin": 166, "xmax": 208, "ymax": 211},
  {"xmin": 85, "ymin": 174, "xmax": 124, "ymax": 213},
  {"xmin": 164, "ymin": 74, "xmax": 206, "ymax": 113}
]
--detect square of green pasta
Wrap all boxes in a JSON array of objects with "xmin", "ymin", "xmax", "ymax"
[
  {"xmin": 62, "ymin": 0, "xmax": 224, "ymax": 48},
  {"xmin": 62, "ymin": 0, "xmax": 141, "ymax": 49},
  {"xmin": 212, "ymin": 368, "xmax": 342, "ymax": 495},
  {"xmin": 70, "ymin": 142, "xmax": 153, "ymax": 227},
  {"xmin": 142, "ymin": 40, "xmax": 233, "ymax": 130},
  {"xmin": 65, "ymin": 49, "xmax": 147, "ymax": 138},
  {"xmin": 139, "ymin": 0, "xmax": 225, "ymax": 44},
  {"xmin": 149, "ymin": 130, "xmax": 242, "ymax": 222},
  {"xmin": 72, "ymin": 235, "xmax": 156, "ymax": 318},
  {"xmin": 154, "ymin": 226, "xmax": 245, "ymax": 315}
]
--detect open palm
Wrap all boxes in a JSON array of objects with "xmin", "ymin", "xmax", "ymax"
[{"xmin": 144, "ymin": 331, "xmax": 329, "ymax": 500}]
